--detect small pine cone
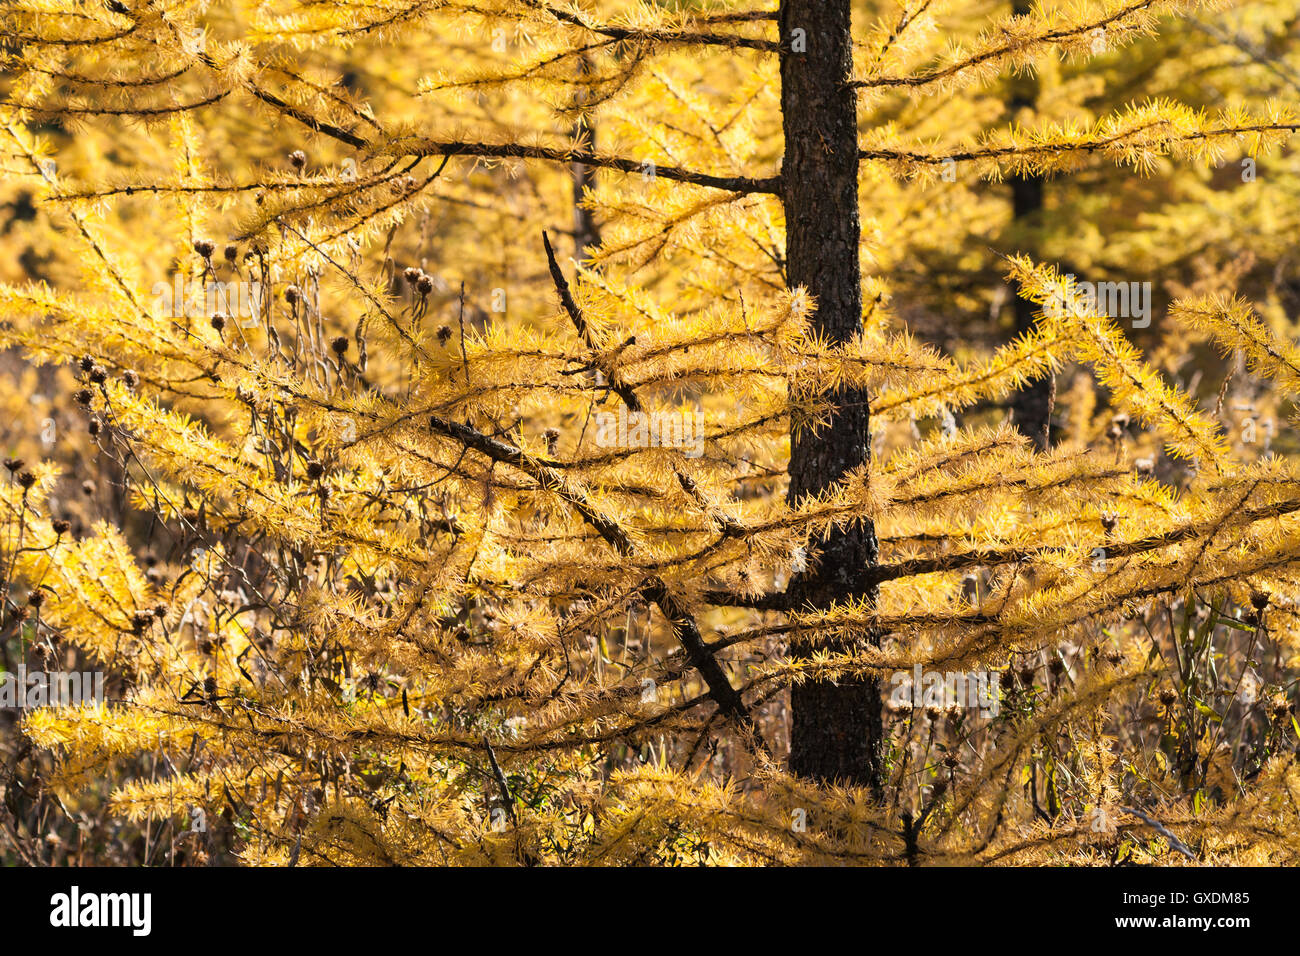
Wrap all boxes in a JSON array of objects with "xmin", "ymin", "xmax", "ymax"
[
  {"xmin": 152, "ymin": 604, "xmax": 167, "ymax": 619},
  {"xmin": 223, "ymin": 244, "xmax": 238, "ymax": 262},
  {"xmin": 17, "ymin": 471, "xmax": 36, "ymax": 490},
  {"xmin": 51, "ymin": 518, "xmax": 70, "ymax": 535},
  {"xmin": 1251, "ymin": 591, "xmax": 1270, "ymax": 612},
  {"xmin": 27, "ymin": 590, "xmax": 45, "ymax": 608},
  {"xmin": 3, "ymin": 458, "xmax": 24, "ymax": 473},
  {"xmin": 131, "ymin": 610, "xmax": 154, "ymax": 634},
  {"xmin": 89, "ymin": 365, "xmax": 107, "ymax": 384},
  {"xmin": 436, "ymin": 326, "xmax": 452, "ymax": 345},
  {"xmin": 74, "ymin": 389, "xmax": 93, "ymax": 406},
  {"xmin": 1158, "ymin": 688, "xmax": 1178, "ymax": 707},
  {"xmin": 88, "ymin": 417, "xmax": 102, "ymax": 437},
  {"xmin": 305, "ymin": 460, "xmax": 325, "ymax": 480},
  {"xmin": 210, "ymin": 313, "xmax": 226, "ymax": 333},
  {"xmin": 288, "ymin": 150, "xmax": 307, "ymax": 171},
  {"xmin": 330, "ymin": 336, "xmax": 349, "ymax": 356},
  {"xmin": 416, "ymin": 274, "xmax": 434, "ymax": 296},
  {"xmin": 203, "ymin": 676, "xmax": 218, "ymax": 699},
  {"xmin": 403, "ymin": 267, "xmax": 421, "ymax": 286},
  {"xmin": 194, "ymin": 238, "xmax": 216, "ymax": 259},
  {"xmin": 284, "ymin": 285, "xmax": 301, "ymax": 305},
  {"xmin": 78, "ymin": 356, "xmax": 95, "ymax": 373},
  {"xmin": 122, "ymin": 369, "xmax": 139, "ymax": 389}
]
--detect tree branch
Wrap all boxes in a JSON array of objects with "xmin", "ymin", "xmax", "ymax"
[{"xmin": 389, "ymin": 140, "xmax": 779, "ymax": 193}]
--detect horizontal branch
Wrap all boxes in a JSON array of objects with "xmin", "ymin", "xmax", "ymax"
[
  {"xmin": 387, "ymin": 140, "xmax": 780, "ymax": 193},
  {"xmin": 866, "ymin": 494, "xmax": 1300, "ymax": 585},
  {"xmin": 860, "ymin": 122, "xmax": 1300, "ymax": 169},
  {"xmin": 540, "ymin": 4, "xmax": 779, "ymax": 51}
]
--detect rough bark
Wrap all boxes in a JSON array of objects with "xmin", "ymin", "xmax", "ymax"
[
  {"xmin": 1006, "ymin": 0, "xmax": 1054, "ymax": 450},
  {"xmin": 780, "ymin": 0, "xmax": 883, "ymax": 793},
  {"xmin": 571, "ymin": 56, "xmax": 601, "ymax": 262}
]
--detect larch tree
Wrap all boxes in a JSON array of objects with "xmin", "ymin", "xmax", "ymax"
[{"xmin": 0, "ymin": 0, "xmax": 1299, "ymax": 865}]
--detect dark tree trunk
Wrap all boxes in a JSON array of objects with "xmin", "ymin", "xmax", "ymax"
[
  {"xmin": 571, "ymin": 57, "xmax": 601, "ymax": 262},
  {"xmin": 780, "ymin": 0, "xmax": 883, "ymax": 794},
  {"xmin": 1006, "ymin": 0, "xmax": 1053, "ymax": 450}
]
